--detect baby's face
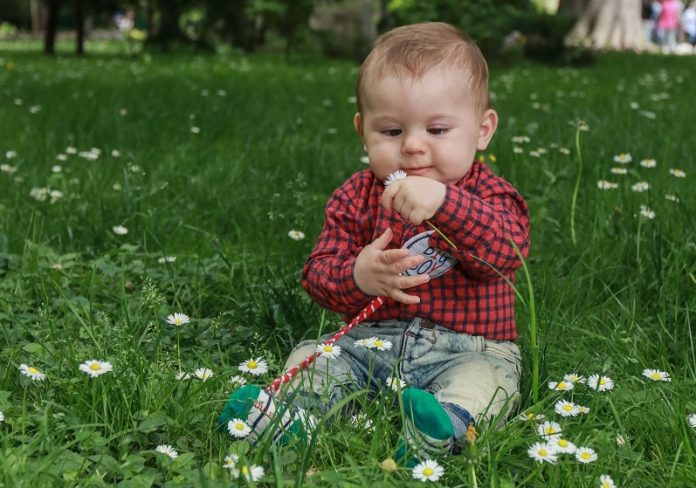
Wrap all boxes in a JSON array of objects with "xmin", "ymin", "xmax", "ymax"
[{"xmin": 355, "ymin": 67, "xmax": 496, "ymax": 185}]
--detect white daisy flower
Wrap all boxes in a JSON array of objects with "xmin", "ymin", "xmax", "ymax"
[
  {"xmin": 166, "ymin": 313, "xmax": 190, "ymax": 327},
  {"xmin": 238, "ymin": 357, "xmax": 268, "ymax": 376},
  {"xmin": 519, "ymin": 412, "xmax": 546, "ymax": 422},
  {"xmin": 613, "ymin": 153, "xmax": 632, "ymax": 164},
  {"xmin": 223, "ymin": 453, "xmax": 239, "ymax": 469},
  {"xmin": 575, "ymin": 446, "xmax": 598, "ymax": 463},
  {"xmin": 360, "ymin": 155, "xmax": 370, "ymax": 164},
  {"xmin": 687, "ymin": 413, "xmax": 696, "ymax": 430},
  {"xmin": 19, "ymin": 364, "xmax": 46, "ymax": 381},
  {"xmin": 587, "ymin": 374, "xmax": 614, "ymax": 391},
  {"xmin": 631, "ymin": 181, "xmax": 650, "ymax": 192},
  {"xmin": 537, "ymin": 421, "xmax": 562, "ymax": 438},
  {"xmin": 669, "ymin": 168, "xmax": 686, "ymax": 178},
  {"xmin": 0, "ymin": 411, "xmax": 4, "ymax": 422},
  {"xmin": 0, "ymin": 163, "xmax": 17, "ymax": 174},
  {"xmin": 639, "ymin": 205, "xmax": 655, "ymax": 219},
  {"xmin": 66, "ymin": 146, "xmax": 77, "ymax": 154},
  {"xmin": 288, "ymin": 229, "xmax": 305, "ymax": 241},
  {"xmin": 240, "ymin": 464, "xmax": 264, "ymax": 482},
  {"xmin": 548, "ymin": 380, "xmax": 574, "ymax": 391},
  {"xmin": 665, "ymin": 194, "xmax": 680, "ymax": 203},
  {"xmin": 559, "ymin": 147, "xmax": 571, "ymax": 155},
  {"xmin": 563, "ymin": 373, "xmax": 585, "ymax": 384},
  {"xmin": 513, "ymin": 146, "xmax": 524, "ymax": 154},
  {"xmin": 158, "ymin": 256, "xmax": 177, "ymax": 264},
  {"xmin": 112, "ymin": 225, "xmax": 128, "ymax": 235},
  {"xmin": 527, "ymin": 442, "xmax": 558, "ymax": 464},
  {"xmin": 367, "ymin": 337, "xmax": 392, "ymax": 351},
  {"xmin": 175, "ymin": 371, "xmax": 191, "ymax": 380},
  {"xmin": 228, "ymin": 418, "xmax": 251, "ymax": 438},
  {"xmin": 51, "ymin": 165, "xmax": 62, "ymax": 173},
  {"xmin": 615, "ymin": 434, "xmax": 626, "ymax": 447},
  {"xmin": 355, "ymin": 337, "xmax": 375, "ymax": 348},
  {"xmin": 609, "ymin": 167, "xmax": 627, "ymax": 175},
  {"xmin": 350, "ymin": 412, "xmax": 375, "ymax": 432},
  {"xmin": 79, "ymin": 360, "xmax": 113, "ymax": 378},
  {"xmin": 554, "ymin": 400, "xmax": 579, "ymax": 417},
  {"xmin": 412, "ymin": 459, "xmax": 444, "ymax": 482},
  {"xmin": 511, "ymin": 135, "xmax": 530, "ymax": 144},
  {"xmin": 599, "ymin": 474, "xmax": 616, "ymax": 488},
  {"xmin": 111, "ymin": 149, "xmax": 121, "ymax": 157},
  {"xmin": 316, "ymin": 343, "xmax": 341, "ymax": 359},
  {"xmin": 155, "ymin": 444, "xmax": 178, "ymax": 459},
  {"xmin": 597, "ymin": 180, "xmax": 618, "ymax": 190},
  {"xmin": 5, "ymin": 150, "xmax": 17, "ymax": 158},
  {"xmin": 56, "ymin": 153, "xmax": 67, "ymax": 161},
  {"xmin": 190, "ymin": 126, "xmax": 200, "ymax": 134},
  {"xmin": 384, "ymin": 170, "xmax": 407, "ymax": 187},
  {"xmin": 229, "ymin": 375, "xmax": 247, "ymax": 387},
  {"xmin": 640, "ymin": 159, "xmax": 656, "ymax": 168},
  {"xmin": 577, "ymin": 405, "xmax": 591, "ymax": 415},
  {"xmin": 642, "ymin": 368, "xmax": 671, "ymax": 382},
  {"xmin": 549, "ymin": 436, "xmax": 576, "ymax": 454},
  {"xmin": 194, "ymin": 368, "xmax": 214, "ymax": 381},
  {"xmin": 386, "ymin": 376, "xmax": 406, "ymax": 392}
]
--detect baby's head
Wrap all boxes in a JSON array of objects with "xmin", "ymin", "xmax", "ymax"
[
  {"xmin": 354, "ymin": 22, "xmax": 498, "ymax": 185},
  {"xmin": 356, "ymin": 22, "xmax": 490, "ymax": 118}
]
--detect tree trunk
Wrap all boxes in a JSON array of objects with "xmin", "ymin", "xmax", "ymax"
[
  {"xmin": 44, "ymin": 0, "xmax": 60, "ymax": 55},
  {"xmin": 147, "ymin": 0, "xmax": 156, "ymax": 37},
  {"xmin": 76, "ymin": 0, "xmax": 85, "ymax": 56},
  {"xmin": 567, "ymin": 0, "xmax": 649, "ymax": 51},
  {"xmin": 30, "ymin": 0, "xmax": 45, "ymax": 36}
]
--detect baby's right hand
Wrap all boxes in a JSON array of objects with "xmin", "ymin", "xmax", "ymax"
[{"xmin": 353, "ymin": 228, "xmax": 430, "ymax": 304}]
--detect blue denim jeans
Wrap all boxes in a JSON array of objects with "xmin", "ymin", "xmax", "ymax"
[{"xmin": 283, "ymin": 317, "xmax": 521, "ymax": 440}]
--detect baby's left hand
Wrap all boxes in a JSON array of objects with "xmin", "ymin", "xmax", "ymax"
[{"xmin": 382, "ymin": 176, "xmax": 446, "ymax": 225}]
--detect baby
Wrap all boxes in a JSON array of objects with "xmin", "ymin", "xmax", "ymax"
[{"xmin": 220, "ymin": 21, "xmax": 530, "ymax": 464}]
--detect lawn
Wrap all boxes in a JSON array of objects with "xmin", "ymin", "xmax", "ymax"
[{"xmin": 0, "ymin": 39, "xmax": 695, "ymax": 487}]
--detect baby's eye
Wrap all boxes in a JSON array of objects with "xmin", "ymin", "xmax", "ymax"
[
  {"xmin": 428, "ymin": 128, "xmax": 449, "ymax": 135},
  {"xmin": 381, "ymin": 129, "xmax": 402, "ymax": 137}
]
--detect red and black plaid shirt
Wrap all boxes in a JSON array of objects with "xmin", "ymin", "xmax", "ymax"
[{"xmin": 301, "ymin": 161, "xmax": 530, "ymax": 340}]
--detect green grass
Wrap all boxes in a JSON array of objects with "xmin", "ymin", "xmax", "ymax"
[{"xmin": 0, "ymin": 39, "xmax": 695, "ymax": 487}]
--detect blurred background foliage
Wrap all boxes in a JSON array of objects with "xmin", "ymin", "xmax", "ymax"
[{"xmin": 0, "ymin": 0, "xmax": 592, "ymax": 65}]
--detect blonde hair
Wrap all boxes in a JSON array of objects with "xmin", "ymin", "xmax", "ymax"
[{"xmin": 356, "ymin": 22, "xmax": 490, "ymax": 114}]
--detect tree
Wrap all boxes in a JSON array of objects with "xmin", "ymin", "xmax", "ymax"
[
  {"xmin": 75, "ymin": 0, "xmax": 85, "ymax": 56},
  {"xmin": 565, "ymin": 0, "xmax": 650, "ymax": 51},
  {"xmin": 44, "ymin": 0, "xmax": 60, "ymax": 55}
]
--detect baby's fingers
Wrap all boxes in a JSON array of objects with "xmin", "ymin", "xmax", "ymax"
[{"xmin": 381, "ymin": 249, "xmax": 424, "ymax": 274}]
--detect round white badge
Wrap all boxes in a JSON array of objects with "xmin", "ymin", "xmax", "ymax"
[{"xmin": 401, "ymin": 230, "xmax": 457, "ymax": 278}]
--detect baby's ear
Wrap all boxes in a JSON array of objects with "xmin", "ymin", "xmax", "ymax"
[
  {"xmin": 476, "ymin": 109, "xmax": 499, "ymax": 151},
  {"xmin": 353, "ymin": 112, "xmax": 364, "ymax": 137}
]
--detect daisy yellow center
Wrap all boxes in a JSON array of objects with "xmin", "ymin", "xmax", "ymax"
[
  {"xmin": 558, "ymin": 382, "xmax": 567, "ymax": 389},
  {"xmin": 599, "ymin": 378, "xmax": 606, "ymax": 385},
  {"xmin": 247, "ymin": 360, "xmax": 257, "ymax": 369},
  {"xmin": 539, "ymin": 448, "xmax": 548, "ymax": 457},
  {"xmin": 526, "ymin": 413, "xmax": 535, "ymax": 420},
  {"xmin": 174, "ymin": 319, "xmax": 182, "ymax": 325},
  {"xmin": 241, "ymin": 466, "xmax": 249, "ymax": 475},
  {"xmin": 374, "ymin": 340, "xmax": 383, "ymax": 347},
  {"xmin": 545, "ymin": 428, "xmax": 556, "ymax": 434},
  {"xmin": 558, "ymin": 440, "xmax": 568, "ymax": 447},
  {"xmin": 90, "ymin": 363, "xmax": 102, "ymax": 371},
  {"xmin": 423, "ymin": 467, "xmax": 434, "ymax": 476},
  {"xmin": 235, "ymin": 422, "xmax": 245, "ymax": 430},
  {"xmin": 603, "ymin": 482, "xmax": 610, "ymax": 488},
  {"xmin": 28, "ymin": 367, "xmax": 39, "ymax": 374},
  {"xmin": 563, "ymin": 405, "xmax": 573, "ymax": 411},
  {"xmin": 581, "ymin": 452, "xmax": 591, "ymax": 460},
  {"xmin": 323, "ymin": 345, "xmax": 333, "ymax": 353},
  {"xmin": 651, "ymin": 373, "xmax": 661, "ymax": 380}
]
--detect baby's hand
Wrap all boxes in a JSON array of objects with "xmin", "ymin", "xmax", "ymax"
[
  {"xmin": 382, "ymin": 176, "xmax": 446, "ymax": 225},
  {"xmin": 354, "ymin": 228, "xmax": 430, "ymax": 304}
]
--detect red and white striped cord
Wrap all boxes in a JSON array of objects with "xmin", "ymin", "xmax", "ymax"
[{"xmin": 267, "ymin": 296, "xmax": 385, "ymax": 393}]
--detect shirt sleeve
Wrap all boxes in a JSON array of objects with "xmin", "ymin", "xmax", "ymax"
[
  {"xmin": 301, "ymin": 180, "xmax": 374, "ymax": 314},
  {"xmin": 428, "ymin": 178, "xmax": 530, "ymax": 280}
]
